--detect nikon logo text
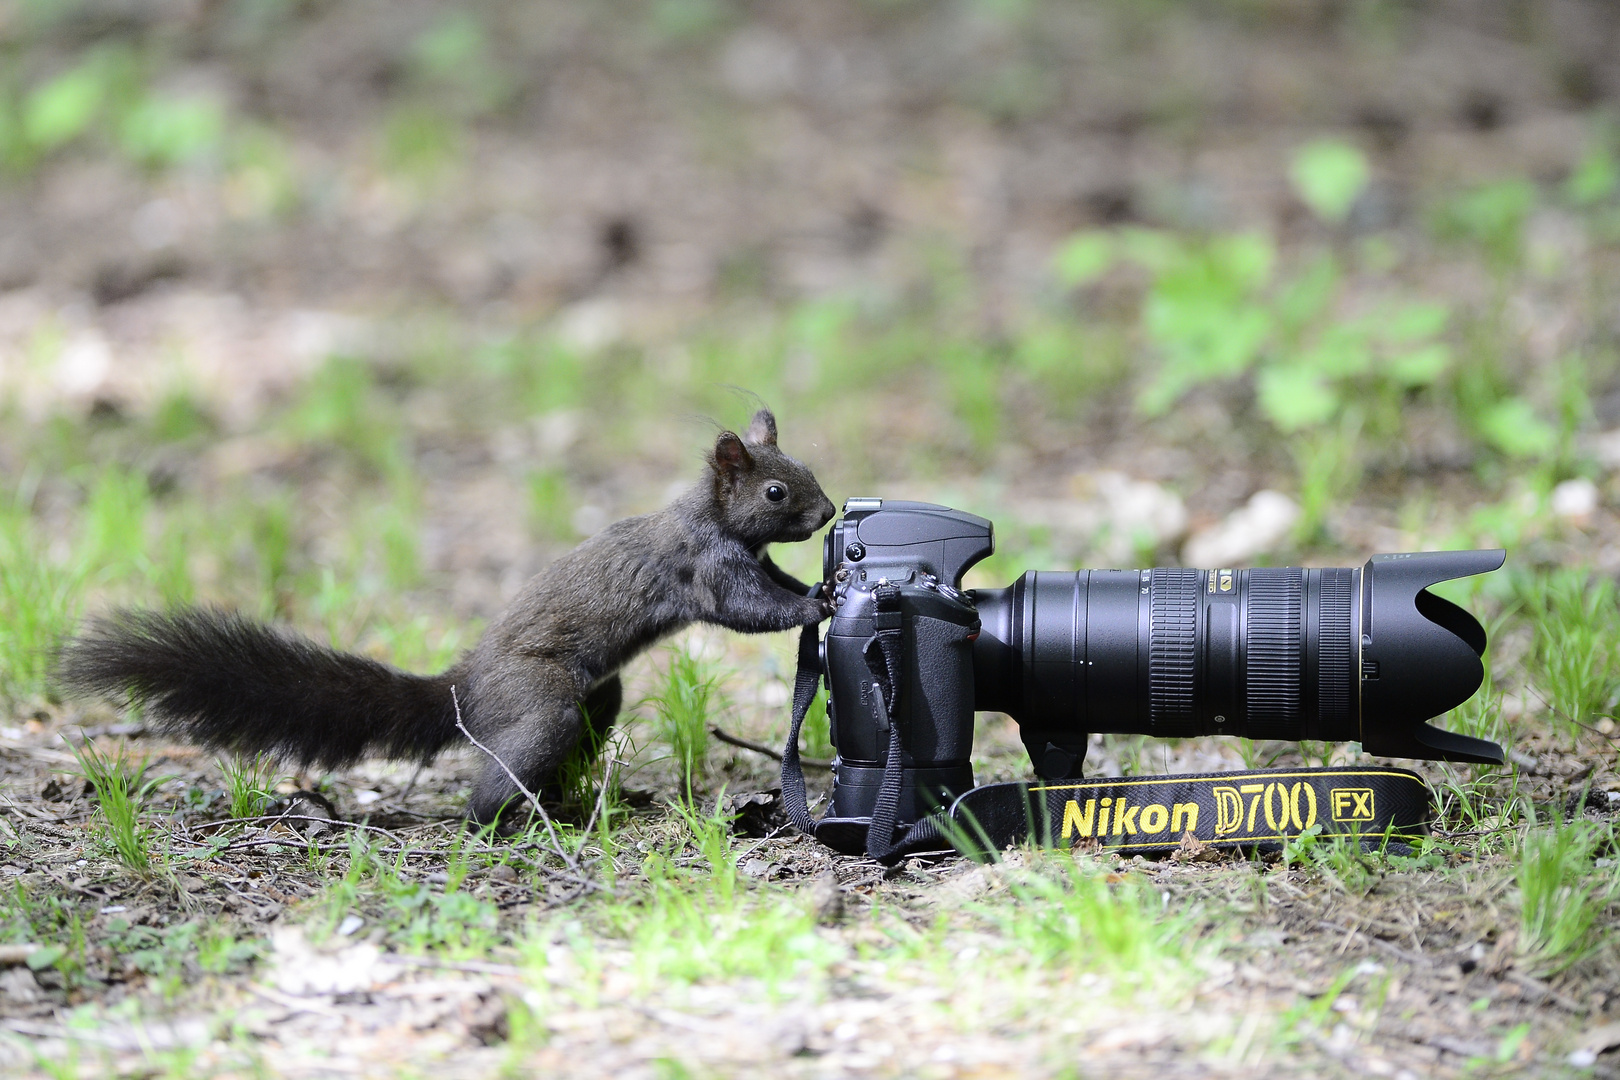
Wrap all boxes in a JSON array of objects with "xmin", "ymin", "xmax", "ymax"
[
  {"xmin": 1060, "ymin": 798, "xmax": 1200, "ymax": 840},
  {"xmin": 1331, "ymin": 788, "xmax": 1376, "ymax": 822}
]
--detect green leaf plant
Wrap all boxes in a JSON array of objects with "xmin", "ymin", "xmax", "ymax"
[{"xmin": 1049, "ymin": 144, "xmax": 1567, "ymax": 545}]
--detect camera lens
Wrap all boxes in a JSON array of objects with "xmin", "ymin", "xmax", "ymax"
[
  {"xmin": 974, "ymin": 567, "xmax": 1356, "ymax": 742},
  {"xmin": 971, "ymin": 551, "xmax": 1504, "ymax": 770}
]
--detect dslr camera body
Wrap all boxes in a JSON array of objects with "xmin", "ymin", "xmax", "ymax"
[{"xmin": 804, "ymin": 498, "xmax": 1505, "ymax": 855}]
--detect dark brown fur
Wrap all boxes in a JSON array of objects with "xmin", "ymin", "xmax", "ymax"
[{"xmin": 58, "ymin": 409, "xmax": 835, "ymax": 823}]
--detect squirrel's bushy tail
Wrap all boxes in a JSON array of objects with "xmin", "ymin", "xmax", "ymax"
[{"xmin": 57, "ymin": 608, "xmax": 464, "ymax": 768}]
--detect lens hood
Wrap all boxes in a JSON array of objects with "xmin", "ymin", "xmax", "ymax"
[{"xmin": 1357, "ymin": 549, "xmax": 1506, "ymax": 764}]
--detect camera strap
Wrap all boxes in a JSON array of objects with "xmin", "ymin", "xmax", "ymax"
[
  {"xmin": 778, "ymin": 618, "xmax": 1436, "ymax": 866},
  {"xmin": 937, "ymin": 766, "xmax": 1434, "ymax": 860},
  {"xmin": 779, "ymin": 621, "xmax": 828, "ymax": 840}
]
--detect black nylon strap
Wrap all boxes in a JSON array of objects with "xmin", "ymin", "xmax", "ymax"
[
  {"xmin": 778, "ymin": 621, "xmax": 823, "ymax": 838},
  {"xmin": 944, "ymin": 767, "xmax": 1433, "ymax": 859},
  {"xmin": 860, "ymin": 584, "xmax": 911, "ymax": 860}
]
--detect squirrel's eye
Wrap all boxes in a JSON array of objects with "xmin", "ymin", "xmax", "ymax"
[{"xmin": 765, "ymin": 483, "xmax": 787, "ymax": 503}]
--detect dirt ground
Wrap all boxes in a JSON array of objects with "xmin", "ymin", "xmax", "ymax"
[
  {"xmin": 1, "ymin": 709, "xmax": 1617, "ymax": 1078},
  {"xmin": 4, "ymin": 1, "xmax": 1620, "ymax": 1077}
]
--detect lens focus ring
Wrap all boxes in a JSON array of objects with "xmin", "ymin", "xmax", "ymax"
[
  {"xmin": 1318, "ymin": 568, "xmax": 1353, "ymax": 731},
  {"xmin": 1246, "ymin": 568, "xmax": 1303, "ymax": 738},
  {"xmin": 1149, "ymin": 569, "xmax": 1199, "ymax": 730}
]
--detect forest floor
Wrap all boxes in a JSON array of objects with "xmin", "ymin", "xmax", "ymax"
[{"xmin": 2, "ymin": 2, "xmax": 1620, "ymax": 1076}]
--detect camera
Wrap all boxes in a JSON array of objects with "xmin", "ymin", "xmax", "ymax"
[{"xmin": 804, "ymin": 498, "xmax": 1505, "ymax": 855}]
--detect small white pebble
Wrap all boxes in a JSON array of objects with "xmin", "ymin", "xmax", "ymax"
[
  {"xmin": 1551, "ymin": 477, "xmax": 1599, "ymax": 521},
  {"xmin": 1569, "ymin": 1050, "xmax": 1597, "ymax": 1068},
  {"xmin": 337, "ymin": 915, "xmax": 364, "ymax": 937},
  {"xmin": 353, "ymin": 790, "xmax": 382, "ymax": 807}
]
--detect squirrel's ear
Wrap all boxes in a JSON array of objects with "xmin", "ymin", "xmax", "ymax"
[
  {"xmin": 712, "ymin": 431, "xmax": 752, "ymax": 475},
  {"xmin": 744, "ymin": 408, "xmax": 778, "ymax": 446}
]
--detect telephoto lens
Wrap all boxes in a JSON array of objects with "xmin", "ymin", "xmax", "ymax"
[{"xmin": 971, "ymin": 550, "xmax": 1505, "ymax": 780}]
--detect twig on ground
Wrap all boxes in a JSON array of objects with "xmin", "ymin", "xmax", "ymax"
[
  {"xmin": 710, "ymin": 725, "xmax": 831, "ymax": 769},
  {"xmin": 451, "ymin": 685, "xmax": 581, "ymax": 876},
  {"xmin": 0, "ymin": 792, "xmax": 82, "ymax": 824},
  {"xmin": 173, "ymin": 834, "xmax": 411, "ymax": 858},
  {"xmin": 0, "ymin": 744, "xmax": 80, "ymax": 766},
  {"xmin": 187, "ymin": 815, "xmax": 403, "ymax": 840},
  {"xmin": 248, "ymin": 984, "xmax": 347, "ymax": 1018},
  {"xmin": 0, "ymin": 1017, "xmax": 194, "ymax": 1049},
  {"xmin": 0, "ymin": 943, "xmax": 41, "ymax": 966},
  {"xmin": 1522, "ymin": 686, "xmax": 1620, "ymax": 745}
]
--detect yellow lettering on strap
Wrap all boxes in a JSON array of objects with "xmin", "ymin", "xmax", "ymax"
[
  {"xmin": 1061, "ymin": 799, "xmax": 1095, "ymax": 840},
  {"xmin": 1214, "ymin": 787, "xmax": 1241, "ymax": 835},
  {"xmin": 1241, "ymin": 783, "xmax": 1266, "ymax": 833}
]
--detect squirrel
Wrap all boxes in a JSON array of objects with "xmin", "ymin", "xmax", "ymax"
[{"xmin": 57, "ymin": 408, "xmax": 835, "ymax": 823}]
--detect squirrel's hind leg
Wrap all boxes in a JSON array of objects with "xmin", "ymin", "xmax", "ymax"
[
  {"xmin": 582, "ymin": 674, "xmax": 621, "ymax": 751},
  {"xmin": 468, "ymin": 703, "xmax": 579, "ymax": 825},
  {"xmin": 465, "ymin": 659, "xmax": 588, "ymax": 824},
  {"xmin": 533, "ymin": 674, "xmax": 622, "ymax": 809},
  {"xmin": 465, "ymin": 669, "xmax": 623, "ymax": 826}
]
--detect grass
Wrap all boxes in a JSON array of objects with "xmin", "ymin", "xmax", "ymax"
[
  {"xmin": 1516, "ymin": 569, "xmax": 1620, "ymax": 738},
  {"xmin": 69, "ymin": 740, "xmax": 165, "ymax": 874},
  {"xmin": 0, "ymin": 493, "xmax": 81, "ymax": 706},
  {"xmin": 100, "ymin": 918, "xmax": 262, "ymax": 997},
  {"xmin": 1515, "ymin": 814, "xmax": 1611, "ymax": 977},
  {"xmin": 218, "ymin": 754, "xmax": 278, "ymax": 821},
  {"xmin": 553, "ymin": 709, "xmax": 628, "ymax": 825},
  {"xmin": 970, "ymin": 856, "xmax": 1207, "ymax": 981},
  {"xmin": 644, "ymin": 648, "xmax": 725, "ymax": 799},
  {"xmin": 591, "ymin": 801, "xmax": 841, "ymax": 992}
]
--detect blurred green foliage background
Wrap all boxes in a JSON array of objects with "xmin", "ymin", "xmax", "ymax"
[{"xmin": 0, "ymin": 0, "xmax": 1616, "ymax": 721}]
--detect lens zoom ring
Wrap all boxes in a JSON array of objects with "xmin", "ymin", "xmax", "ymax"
[
  {"xmin": 1246, "ymin": 568, "xmax": 1302, "ymax": 737},
  {"xmin": 1318, "ymin": 568, "xmax": 1352, "ymax": 729},
  {"xmin": 1149, "ymin": 569, "xmax": 1199, "ymax": 730}
]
